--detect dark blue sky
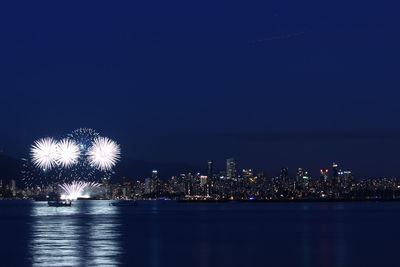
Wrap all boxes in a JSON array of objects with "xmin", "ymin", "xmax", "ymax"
[{"xmin": 1, "ymin": 1, "xmax": 400, "ymax": 178}]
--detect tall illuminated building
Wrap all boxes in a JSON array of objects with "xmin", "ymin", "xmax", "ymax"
[
  {"xmin": 340, "ymin": 170, "xmax": 354, "ymax": 189},
  {"xmin": 144, "ymin": 178, "xmax": 151, "ymax": 194},
  {"xmin": 320, "ymin": 169, "xmax": 329, "ymax": 183},
  {"xmin": 207, "ymin": 160, "xmax": 214, "ymax": 180},
  {"xmin": 10, "ymin": 179, "xmax": 16, "ymax": 197},
  {"xmin": 151, "ymin": 170, "xmax": 161, "ymax": 196},
  {"xmin": 332, "ymin": 162, "xmax": 339, "ymax": 180},
  {"xmin": 296, "ymin": 168, "xmax": 304, "ymax": 182},
  {"xmin": 226, "ymin": 158, "xmax": 237, "ymax": 180},
  {"xmin": 200, "ymin": 176, "xmax": 208, "ymax": 187},
  {"xmin": 280, "ymin": 167, "xmax": 289, "ymax": 181}
]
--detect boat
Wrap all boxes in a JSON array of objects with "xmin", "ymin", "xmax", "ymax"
[
  {"xmin": 110, "ymin": 200, "xmax": 138, "ymax": 207},
  {"xmin": 48, "ymin": 201, "xmax": 72, "ymax": 207}
]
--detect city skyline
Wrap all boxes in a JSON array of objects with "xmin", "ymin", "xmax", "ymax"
[
  {"xmin": 4, "ymin": 156, "xmax": 400, "ymax": 202},
  {"xmin": 2, "ymin": 1, "xmax": 400, "ymax": 179},
  {"xmin": 1, "ymin": 1, "xmax": 400, "ymax": 267},
  {"xmin": 2, "ymin": 128, "xmax": 400, "ymax": 179},
  {"xmin": 1, "ymin": 147, "xmax": 399, "ymax": 184}
]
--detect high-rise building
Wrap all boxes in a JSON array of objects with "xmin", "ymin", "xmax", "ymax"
[
  {"xmin": 280, "ymin": 167, "xmax": 289, "ymax": 181},
  {"xmin": 332, "ymin": 162, "xmax": 339, "ymax": 180},
  {"xmin": 320, "ymin": 169, "xmax": 329, "ymax": 183},
  {"xmin": 296, "ymin": 168, "xmax": 304, "ymax": 181},
  {"xmin": 178, "ymin": 174, "xmax": 186, "ymax": 194},
  {"xmin": 242, "ymin": 169, "xmax": 254, "ymax": 189},
  {"xmin": 200, "ymin": 176, "xmax": 208, "ymax": 187},
  {"xmin": 151, "ymin": 170, "xmax": 161, "ymax": 196},
  {"xmin": 102, "ymin": 177, "xmax": 111, "ymax": 198},
  {"xmin": 207, "ymin": 160, "xmax": 214, "ymax": 180},
  {"xmin": 226, "ymin": 158, "xmax": 237, "ymax": 180},
  {"xmin": 185, "ymin": 172, "xmax": 196, "ymax": 195},
  {"xmin": 10, "ymin": 179, "xmax": 16, "ymax": 197},
  {"xmin": 339, "ymin": 170, "xmax": 354, "ymax": 188},
  {"xmin": 144, "ymin": 178, "xmax": 152, "ymax": 194}
]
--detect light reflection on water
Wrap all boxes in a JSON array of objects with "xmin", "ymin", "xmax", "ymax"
[
  {"xmin": 29, "ymin": 201, "xmax": 121, "ymax": 267},
  {"xmin": 0, "ymin": 200, "xmax": 396, "ymax": 267},
  {"xmin": 149, "ymin": 201, "xmax": 160, "ymax": 267}
]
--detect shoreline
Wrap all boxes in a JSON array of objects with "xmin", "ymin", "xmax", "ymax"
[{"xmin": 1, "ymin": 198, "xmax": 400, "ymax": 203}]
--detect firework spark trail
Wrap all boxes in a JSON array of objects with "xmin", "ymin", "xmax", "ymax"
[
  {"xmin": 68, "ymin": 128, "xmax": 99, "ymax": 152},
  {"xmin": 64, "ymin": 128, "xmax": 106, "ymax": 183},
  {"xmin": 88, "ymin": 137, "xmax": 121, "ymax": 171},
  {"xmin": 59, "ymin": 181, "xmax": 101, "ymax": 200}
]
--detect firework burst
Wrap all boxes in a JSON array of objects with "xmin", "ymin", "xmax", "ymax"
[
  {"xmin": 59, "ymin": 181, "xmax": 101, "ymax": 200},
  {"xmin": 56, "ymin": 139, "xmax": 80, "ymax": 168},
  {"xmin": 24, "ymin": 128, "xmax": 121, "ymax": 191},
  {"xmin": 30, "ymin": 137, "xmax": 58, "ymax": 170},
  {"xmin": 88, "ymin": 137, "xmax": 121, "ymax": 171}
]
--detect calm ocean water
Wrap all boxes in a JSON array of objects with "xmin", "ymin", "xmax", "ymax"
[{"xmin": 0, "ymin": 200, "xmax": 399, "ymax": 267}]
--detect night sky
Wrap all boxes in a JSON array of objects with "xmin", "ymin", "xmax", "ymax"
[{"xmin": 1, "ymin": 1, "xmax": 400, "ymax": 178}]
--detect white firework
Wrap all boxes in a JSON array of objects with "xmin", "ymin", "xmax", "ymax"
[
  {"xmin": 30, "ymin": 138, "xmax": 58, "ymax": 170},
  {"xmin": 26, "ymin": 129, "xmax": 122, "ymax": 190},
  {"xmin": 59, "ymin": 181, "xmax": 101, "ymax": 200},
  {"xmin": 88, "ymin": 136, "xmax": 121, "ymax": 171},
  {"xmin": 56, "ymin": 139, "xmax": 80, "ymax": 168}
]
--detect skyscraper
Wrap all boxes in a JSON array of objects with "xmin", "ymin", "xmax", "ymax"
[
  {"xmin": 207, "ymin": 160, "xmax": 214, "ymax": 180},
  {"xmin": 296, "ymin": 168, "xmax": 304, "ymax": 181},
  {"xmin": 320, "ymin": 169, "xmax": 329, "ymax": 183},
  {"xmin": 226, "ymin": 158, "xmax": 237, "ymax": 180},
  {"xmin": 10, "ymin": 179, "xmax": 16, "ymax": 197},
  {"xmin": 151, "ymin": 170, "xmax": 161, "ymax": 196},
  {"xmin": 332, "ymin": 162, "xmax": 339, "ymax": 180},
  {"xmin": 144, "ymin": 178, "xmax": 152, "ymax": 194},
  {"xmin": 200, "ymin": 176, "xmax": 208, "ymax": 187},
  {"xmin": 280, "ymin": 167, "xmax": 289, "ymax": 181}
]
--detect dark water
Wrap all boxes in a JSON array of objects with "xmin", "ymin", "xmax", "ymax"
[{"xmin": 0, "ymin": 200, "xmax": 399, "ymax": 267}]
